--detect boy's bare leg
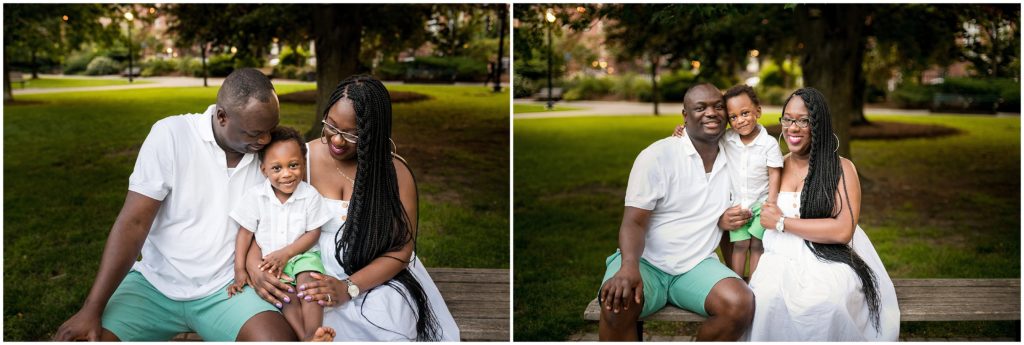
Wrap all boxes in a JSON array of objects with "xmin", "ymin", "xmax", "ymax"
[
  {"xmin": 748, "ymin": 238, "xmax": 764, "ymax": 274},
  {"xmin": 729, "ymin": 240, "xmax": 750, "ymax": 277},
  {"xmin": 297, "ymin": 272, "xmax": 324, "ymax": 340},
  {"xmin": 280, "ymin": 288, "xmax": 306, "ymax": 340}
]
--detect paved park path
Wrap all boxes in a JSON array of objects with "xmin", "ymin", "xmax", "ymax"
[
  {"xmin": 514, "ymin": 99, "xmax": 1020, "ymax": 119},
  {"xmin": 11, "ymin": 74, "xmax": 507, "ymax": 96}
]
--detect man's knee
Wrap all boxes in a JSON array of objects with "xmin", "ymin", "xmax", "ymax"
[
  {"xmin": 707, "ymin": 278, "xmax": 754, "ymax": 321},
  {"xmin": 236, "ymin": 311, "xmax": 297, "ymax": 341},
  {"xmin": 599, "ymin": 298, "xmax": 643, "ymax": 329}
]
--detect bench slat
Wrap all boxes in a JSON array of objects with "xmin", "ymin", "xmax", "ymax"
[{"xmin": 583, "ymin": 278, "xmax": 1020, "ymax": 323}]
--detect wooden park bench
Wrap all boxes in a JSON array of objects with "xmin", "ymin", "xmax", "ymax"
[
  {"xmin": 174, "ymin": 267, "xmax": 509, "ymax": 341},
  {"xmin": 10, "ymin": 71, "xmax": 25, "ymax": 89},
  {"xmin": 584, "ymin": 278, "xmax": 1019, "ymax": 336}
]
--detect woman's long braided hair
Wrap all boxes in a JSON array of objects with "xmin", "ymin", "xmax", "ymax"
[
  {"xmin": 324, "ymin": 75, "xmax": 440, "ymax": 340},
  {"xmin": 784, "ymin": 87, "xmax": 881, "ymax": 332}
]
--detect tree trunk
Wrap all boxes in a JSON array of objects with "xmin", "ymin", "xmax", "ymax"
[
  {"xmin": 307, "ymin": 4, "xmax": 364, "ymax": 140},
  {"xmin": 31, "ymin": 49, "xmax": 38, "ymax": 79},
  {"xmin": 650, "ymin": 55, "xmax": 659, "ymax": 115},
  {"xmin": 492, "ymin": 4, "xmax": 507, "ymax": 93},
  {"xmin": 797, "ymin": 4, "xmax": 868, "ymax": 158},
  {"xmin": 4, "ymin": 47, "xmax": 12, "ymax": 102},
  {"xmin": 201, "ymin": 42, "xmax": 208, "ymax": 87}
]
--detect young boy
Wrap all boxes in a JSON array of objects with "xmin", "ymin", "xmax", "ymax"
[
  {"xmin": 672, "ymin": 85, "xmax": 783, "ymax": 279},
  {"xmin": 226, "ymin": 126, "xmax": 334, "ymax": 341},
  {"xmin": 719, "ymin": 84, "xmax": 783, "ymax": 279}
]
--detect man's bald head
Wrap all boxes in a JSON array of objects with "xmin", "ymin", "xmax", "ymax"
[{"xmin": 217, "ymin": 68, "xmax": 277, "ymax": 117}]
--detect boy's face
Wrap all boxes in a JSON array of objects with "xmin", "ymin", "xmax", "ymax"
[
  {"xmin": 260, "ymin": 140, "xmax": 304, "ymax": 197},
  {"xmin": 726, "ymin": 93, "xmax": 762, "ymax": 137}
]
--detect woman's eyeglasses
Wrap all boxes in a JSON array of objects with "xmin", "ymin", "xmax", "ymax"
[
  {"xmin": 321, "ymin": 120, "xmax": 358, "ymax": 144},
  {"xmin": 780, "ymin": 117, "xmax": 811, "ymax": 129}
]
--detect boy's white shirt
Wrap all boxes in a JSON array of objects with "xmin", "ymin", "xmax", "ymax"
[
  {"xmin": 722, "ymin": 125, "xmax": 784, "ymax": 209},
  {"xmin": 230, "ymin": 179, "xmax": 333, "ymax": 256},
  {"xmin": 624, "ymin": 134, "xmax": 731, "ymax": 275},
  {"xmin": 128, "ymin": 105, "xmax": 266, "ymax": 301}
]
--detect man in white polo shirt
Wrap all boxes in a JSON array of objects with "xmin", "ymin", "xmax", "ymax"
[
  {"xmin": 55, "ymin": 68, "xmax": 296, "ymax": 341},
  {"xmin": 598, "ymin": 84, "xmax": 755, "ymax": 341}
]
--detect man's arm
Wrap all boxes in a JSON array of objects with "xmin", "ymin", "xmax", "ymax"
[
  {"xmin": 54, "ymin": 191, "xmax": 161, "ymax": 340},
  {"xmin": 599, "ymin": 206, "xmax": 651, "ymax": 314}
]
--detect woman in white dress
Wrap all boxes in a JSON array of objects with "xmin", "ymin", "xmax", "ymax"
[
  {"xmin": 248, "ymin": 75, "xmax": 459, "ymax": 341},
  {"xmin": 748, "ymin": 87, "xmax": 899, "ymax": 341}
]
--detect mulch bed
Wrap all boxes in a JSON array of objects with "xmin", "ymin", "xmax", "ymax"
[
  {"xmin": 764, "ymin": 121, "xmax": 961, "ymax": 140},
  {"xmin": 278, "ymin": 89, "xmax": 432, "ymax": 104}
]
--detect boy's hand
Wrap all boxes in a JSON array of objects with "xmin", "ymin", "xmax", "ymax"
[
  {"xmin": 672, "ymin": 124, "xmax": 685, "ymax": 137},
  {"xmin": 259, "ymin": 250, "xmax": 290, "ymax": 277},
  {"xmin": 227, "ymin": 271, "xmax": 250, "ymax": 297}
]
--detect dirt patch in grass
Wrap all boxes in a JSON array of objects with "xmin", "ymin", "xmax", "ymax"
[
  {"xmin": 278, "ymin": 90, "xmax": 432, "ymax": 104},
  {"xmin": 764, "ymin": 121, "xmax": 961, "ymax": 140}
]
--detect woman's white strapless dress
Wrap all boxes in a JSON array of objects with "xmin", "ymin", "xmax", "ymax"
[
  {"xmin": 316, "ymin": 198, "xmax": 461, "ymax": 341},
  {"xmin": 746, "ymin": 192, "xmax": 899, "ymax": 341}
]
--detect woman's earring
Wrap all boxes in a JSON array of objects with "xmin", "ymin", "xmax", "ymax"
[
  {"xmin": 389, "ymin": 138, "xmax": 398, "ymax": 154},
  {"xmin": 833, "ymin": 133, "xmax": 840, "ymax": 154}
]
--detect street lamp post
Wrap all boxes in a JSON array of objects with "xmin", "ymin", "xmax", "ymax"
[
  {"xmin": 124, "ymin": 12, "xmax": 134, "ymax": 83},
  {"xmin": 545, "ymin": 9, "xmax": 556, "ymax": 110}
]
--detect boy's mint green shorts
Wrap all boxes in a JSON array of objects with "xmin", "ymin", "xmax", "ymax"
[
  {"xmin": 101, "ymin": 270, "xmax": 278, "ymax": 341},
  {"xmin": 598, "ymin": 250, "xmax": 740, "ymax": 318},
  {"xmin": 729, "ymin": 202, "xmax": 765, "ymax": 242},
  {"xmin": 281, "ymin": 251, "xmax": 325, "ymax": 286}
]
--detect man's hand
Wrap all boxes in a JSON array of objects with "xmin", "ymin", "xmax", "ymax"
[
  {"xmin": 599, "ymin": 266, "xmax": 643, "ymax": 314},
  {"xmin": 259, "ymin": 250, "xmax": 291, "ymax": 277},
  {"xmin": 54, "ymin": 308, "xmax": 102, "ymax": 341},
  {"xmin": 718, "ymin": 205, "xmax": 753, "ymax": 231},
  {"xmin": 248, "ymin": 258, "xmax": 295, "ymax": 309}
]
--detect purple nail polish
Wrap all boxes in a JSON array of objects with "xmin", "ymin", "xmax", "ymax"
[
  {"xmin": 304, "ymin": 295, "xmax": 312, "ymax": 301},
  {"xmin": 318, "ymin": 300, "xmax": 324, "ymax": 306},
  {"xmin": 284, "ymin": 296, "xmax": 290, "ymax": 303},
  {"xmin": 288, "ymin": 287, "xmax": 295, "ymax": 293},
  {"xmin": 297, "ymin": 292, "xmax": 304, "ymax": 297},
  {"xmin": 299, "ymin": 285, "xmax": 306, "ymax": 290},
  {"xmin": 275, "ymin": 303, "xmax": 283, "ymax": 308}
]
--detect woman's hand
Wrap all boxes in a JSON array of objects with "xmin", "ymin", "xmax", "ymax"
[
  {"xmin": 298, "ymin": 272, "xmax": 351, "ymax": 307},
  {"xmin": 760, "ymin": 202, "xmax": 783, "ymax": 231}
]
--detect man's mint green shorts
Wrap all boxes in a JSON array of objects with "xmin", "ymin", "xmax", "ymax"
[
  {"xmin": 599, "ymin": 250, "xmax": 740, "ymax": 318},
  {"xmin": 281, "ymin": 251, "xmax": 325, "ymax": 286},
  {"xmin": 101, "ymin": 270, "xmax": 279, "ymax": 341},
  {"xmin": 729, "ymin": 202, "xmax": 765, "ymax": 242}
]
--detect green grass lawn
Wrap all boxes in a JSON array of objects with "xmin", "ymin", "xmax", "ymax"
[
  {"xmin": 514, "ymin": 103, "xmax": 583, "ymax": 113},
  {"xmin": 12, "ymin": 77, "xmax": 151, "ymax": 89},
  {"xmin": 3, "ymin": 84, "xmax": 509, "ymax": 340},
  {"xmin": 513, "ymin": 113, "xmax": 1020, "ymax": 340}
]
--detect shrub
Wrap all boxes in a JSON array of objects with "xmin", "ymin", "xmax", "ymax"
[
  {"xmin": 757, "ymin": 86, "xmax": 793, "ymax": 106},
  {"xmin": 85, "ymin": 56, "xmax": 121, "ymax": 75},
  {"xmin": 279, "ymin": 45, "xmax": 309, "ymax": 67},
  {"xmin": 406, "ymin": 56, "xmax": 489, "ymax": 82},
  {"xmin": 63, "ymin": 51, "xmax": 95, "ymax": 75},
  {"xmin": 563, "ymin": 74, "xmax": 613, "ymax": 101},
  {"xmin": 513, "ymin": 75, "xmax": 537, "ymax": 98},
  {"xmin": 613, "ymin": 73, "xmax": 652, "ymax": 101},
  {"xmin": 375, "ymin": 60, "xmax": 407, "ymax": 81},
  {"xmin": 141, "ymin": 57, "xmax": 177, "ymax": 77},
  {"xmin": 207, "ymin": 53, "xmax": 235, "ymax": 77},
  {"xmin": 759, "ymin": 59, "xmax": 802, "ymax": 88},
  {"xmin": 178, "ymin": 57, "xmax": 204, "ymax": 77},
  {"xmin": 891, "ymin": 83, "xmax": 934, "ymax": 109},
  {"xmin": 658, "ymin": 69, "xmax": 698, "ymax": 102}
]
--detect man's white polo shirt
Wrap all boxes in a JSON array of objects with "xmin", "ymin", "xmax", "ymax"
[
  {"xmin": 624, "ymin": 134, "xmax": 731, "ymax": 275},
  {"xmin": 128, "ymin": 105, "xmax": 265, "ymax": 301},
  {"xmin": 230, "ymin": 179, "xmax": 332, "ymax": 255},
  {"xmin": 723, "ymin": 125, "xmax": 784, "ymax": 209}
]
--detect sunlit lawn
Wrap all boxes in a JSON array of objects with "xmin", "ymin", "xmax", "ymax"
[
  {"xmin": 12, "ymin": 77, "xmax": 151, "ymax": 89},
  {"xmin": 513, "ymin": 113, "xmax": 1020, "ymax": 340},
  {"xmin": 3, "ymin": 83, "xmax": 509, "ymax": 340},
  {"xmin": 514, "ymin": 103, "xmax": 584, "ymax": 113}
]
